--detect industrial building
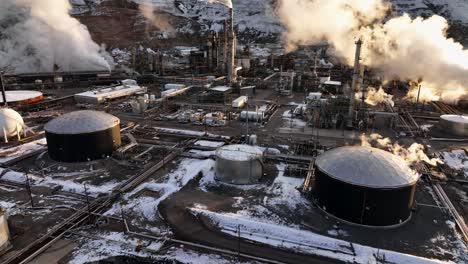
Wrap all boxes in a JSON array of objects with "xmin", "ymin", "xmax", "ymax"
[
  {"xmin": 0, "ymin": 1, "xmax": 466, "ymax": 263},
  {"xmin": 313, "ymin": 146, "xmax": 418, "ymax": 227},
  {"xmin": 74, "ymin": 79, "xmax": 145, "ymax": 104},
  {"xmin": 215, "ymin": 144, "xmax": 263, "ymax": 185},
  {"xmin": 44, "ymin": 110, "xmax": 121, "ymax": 162}
]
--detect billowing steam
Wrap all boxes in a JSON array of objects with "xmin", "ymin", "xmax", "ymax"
[
  {"xmin": 360, "ymin": 133, "xmax": 442, "ymax": 166},
  {"xmin": 0, "ymin": 0, "xmax": 113, "ymax": 73},
  {"xmin": 355, "ymin": 87, "xmax": 395, "ymax": 107},
  {"xmin": 138, "ymin": 2, "xmax": 174, "ymax": 33},
  {"xmin": 277, "ymin": 0, "xmax": 468, "ymax": 102}
]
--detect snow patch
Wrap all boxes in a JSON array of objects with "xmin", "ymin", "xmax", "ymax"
[{"xmin": 193, "ymin": 208, "xmax": 451, "ymax": 264}]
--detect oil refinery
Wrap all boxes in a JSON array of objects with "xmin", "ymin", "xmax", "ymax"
[{"xmin": 0, "ymin": 0, "xmax": 466, "ymax": 263}]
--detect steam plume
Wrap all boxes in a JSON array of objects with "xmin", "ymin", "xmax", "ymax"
[
  {"xmin": 138, "ymin": 2, "xmax": 174, "ymax": 33},
  {"xmin": 360, "ymin": 133, "xmax": 442, "ymax": 166},
  {"xmin": 0, "ymin": 0, "xmax": 113, "ymax": 73},
  {"xmin": 277, "ymin": 0, "xmax": 468, "ymax": 102},
  {"xmin": 356, "ymin": 87, "xmax": 395, "ymax": 107}
]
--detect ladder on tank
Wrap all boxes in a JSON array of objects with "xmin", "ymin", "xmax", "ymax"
[{"xmin": 302, "ymin": 160, "xmax": 315, "ymax": 193}]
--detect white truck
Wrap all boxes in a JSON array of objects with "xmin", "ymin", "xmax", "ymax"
[{"xmin": 232, "ymin": 96, "xmax": 248, "ymax": 108}]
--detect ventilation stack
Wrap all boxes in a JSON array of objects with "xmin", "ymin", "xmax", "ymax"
[
  {"xmin": 347, "ymin": 38, "xmax": 363, "ymax": 128},
  {"xmin": 227, "ymin": 8, "xmax": 237, "ymax": 83}
]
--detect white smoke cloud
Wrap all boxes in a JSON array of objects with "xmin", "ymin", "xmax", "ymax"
[
  {"xmin": 277, "ymin": 0, "xmax": 468, "ymax": 102},
  {"xmin": 355, "ymin": 87, "xmax": 395, "ymax": 107},
  {"xmin": 138, "ymin": 1, "xmax": 175, "ymax": 33},
  {"xmin": 360, "ymin": 133, "xmax": 442, "ymax": 166},
  {"xmin": 0, "ymin": 0, "xmax": 113, "ymax": 73}
]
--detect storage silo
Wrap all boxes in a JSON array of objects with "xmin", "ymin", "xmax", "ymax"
[
  {"xmin": 313, "ymin": 146, "xmax": 418, "ymax": 227},
  {"xmin": 45, "ymin": 110, "xmax": 121, "ymax": 162},
  {"xmin": 438, "ymin": 115, "xmax": 468, "ymax": 137},
  {"xmin": 215, "ymin": 144, "xmax": 263, "ymax": 185},
  {"xmin": 0, "ymin": 108, "xmax": 24, "ymax": 140},
  {"xmin": 0, "ymin": 208, "xmax": 10, "ymax": 254}
]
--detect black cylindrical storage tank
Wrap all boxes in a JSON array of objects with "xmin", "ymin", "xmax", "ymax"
[
  {"xmin": 313, "ymin": 146, "xmax": 418, "ymax": 227},
  {"xmin": 45, "ymin": 110, "xmax": 121, "ymax": 162}
]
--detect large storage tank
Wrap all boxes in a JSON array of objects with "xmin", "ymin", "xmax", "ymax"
[
  {"xmin": 45, "ymin": 110, "xmax": 121, "ymax": 162},
  {"xmin": 0, "ymin": 91, "xmax": 43, "ymax": 105},
  {"xmin": 0, "ymin": 108, "xmax": 24, "ymax": 139},
  {"xmin": 313, "ymin": 146, "xmax": 418, "ymax": 227},
  {"xmin": 438, "ymin": 115, "xmax": 468, "ymax": 137},
  {"xmin": 215, "ymin": 144, "xmax": 263, "ymax": 185},
  {"xmin": 0, "ymin": 208, "xmax": 10, "ymax": 254}
]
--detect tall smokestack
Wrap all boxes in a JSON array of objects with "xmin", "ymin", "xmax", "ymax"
[
  {"xmin": 223, "ymin": 19, "xmax": 228, "ymax": 74},
  {"xmin": 227, "ymin": 8, "xmax": 237, "ymax": 83},
  {"xmin": 229, "ymin": 8, "xmax": 234, "ymax": 33},
  {"xmin": 347, "ymin": 38, "xmax": 363, "ymax": 127}
]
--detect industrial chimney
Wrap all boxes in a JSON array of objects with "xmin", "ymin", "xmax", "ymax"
[
  {"xmin": 347, "ymin": 38, "xmax": 363, "ymax": 128},
  {"xmin": 227, "ymin": 8, "xmax": 237, "ymax": 83}
]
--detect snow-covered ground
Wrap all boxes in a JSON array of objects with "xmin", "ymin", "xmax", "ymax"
[
  {"xmin": 164, "ymin": 246, "xmax": 260, "ymax": 264},
  {"xmin": 70, "ymin": 0, "xmax": 468, "ymax": 52},
  {"xmin": 71, "ymin": 235, "xmax": 257, "ymax": 264},
  {"xmin": 0, "ymin": 168, "xmax": 118, "ymax": 196},
  {"xmin": 132, "ymin": 0, "xmax": 283, "ymax": 36},
  {"xmin": 192, "ymin": 208, "xmax": 452, "ymax": 264},
  {"xmin": 69, "ymin": 231, "xmax": 162, "ymax": 264},
  {"xmin": 442, "ymin": 149, "xmax": 468, "ymax": 178},
  {"xmin": 264, "ymin": 163, "xmax": 308, "ymax": 210},
  {"xmin": 194, "ymin": 140, "xmax": 225, "ymax": 148},
  {"xmin": 153, "ymin": 126, "xmax": 230, "ymax": 139},
  {"xmin": 282, "ymin": 109, "xmax": 307, "ymax": 129},
  {"xmin": 105, "ymin": 158, "xmax": 215, "ymax": 221},
  {"xmin": 0, "ymin": 138, "xmax": 46, "ymax": 165},
  {"xmin": 391, "ymin": 0, "xmax": 468, "ymax": 24}
]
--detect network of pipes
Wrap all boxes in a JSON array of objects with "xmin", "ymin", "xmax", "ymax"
[{"xmin": 0, "ymin": 1, "xmax": 466, "ymax": 263}]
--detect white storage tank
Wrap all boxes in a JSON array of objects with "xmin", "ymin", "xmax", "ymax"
[
  {"xmin": 240, "ymin": 111, "xmax": 265, "ymax": 122},
  {"xmin": 0, "ymin": 208, "xmax": 10, "ymax": 254},
  {"xmin": 215, "ymin": 144, "xmax": 263, "ymax": 185},
  {"xmin": 0, "ymin": 108, "xmax": 24, "ymax": 139},
  {"xmin": 438, "ymin": 115, "xmax": 468, "ymax": 137}
]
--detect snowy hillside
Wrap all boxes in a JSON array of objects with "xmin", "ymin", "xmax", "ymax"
[
  {"xmin": 391, "ymin": 0, "xmax": 468, "ymax": 23},
  {"xmin": 70, "ymin": 0, "xmax": 468, "ymax": 45}
]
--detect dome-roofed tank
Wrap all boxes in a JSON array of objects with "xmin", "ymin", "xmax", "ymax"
[
  {"xmin": 45, "ymin": 110, "xmax": 121, "ymax": 162},
  {"xmin": 313, "ymin": 146, "xmax": 418, "ymax": 227},
  {"xmin": 215, "ymin": 144, "xmax": 263, "ymax": 185},
  {"xmin": 438, "ymin": 115, "xmax": 468, "ymax": 137},
  {"xmin": 0, "ymin": 108, "xmax": 24, "ymax": 138}
]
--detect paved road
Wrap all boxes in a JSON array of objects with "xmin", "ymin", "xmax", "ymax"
[{"xmin": 159, "ymin": 188, "xmax": 342, "ymax": 264}]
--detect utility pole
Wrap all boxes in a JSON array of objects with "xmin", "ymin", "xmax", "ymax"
[
  {"xmin": 84, "ymin": 184, "xmax": 92, "ymax": 223},
  {"xmin": 246, "ymin": 103, "xmax": 249, "ymax": 141},
  {"xmin": 120, "ymin": 204, "xmax": 127, "ymax": 233},
  {"xmin": 0, "ymin": 71, "xmax": 7, "ymax": 107},
  {"xmin": 237, "ymin": 224, "xmax": 241, "ymax": 261},
  {"xmin": 416, "ymin": 83, "xmax": 422, "ymax": 106},
  {"xmin": 25, "ymin": 174, "xmax": 34, "ymax": 207}
]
